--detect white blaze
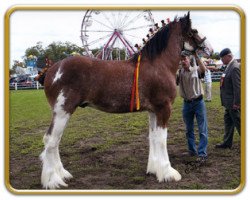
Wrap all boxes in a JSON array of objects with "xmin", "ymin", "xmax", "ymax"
[{"xmin": 53, "ymin": 67, "xmax": 63, "ymax": 84}]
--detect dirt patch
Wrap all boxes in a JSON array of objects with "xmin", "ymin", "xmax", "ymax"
[{"xmin": 9, "ymin": 129, "xmax": 241, "ymax": 190}]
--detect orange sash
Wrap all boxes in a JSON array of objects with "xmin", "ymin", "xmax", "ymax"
[{"xmin": 130, "ymin": 54, "xmax": 141, "ymax": 112}]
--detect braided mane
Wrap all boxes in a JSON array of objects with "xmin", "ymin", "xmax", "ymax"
[
  {"xmin": 130, "ymin": 14, "xmax": 192, "ymax": 63},
  {"xmin": 131, "ymin": 19, "xmax": 176, "ymax": 62}
]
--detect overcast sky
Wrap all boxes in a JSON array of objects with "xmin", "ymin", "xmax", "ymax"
[{"xmin": 9, "ymin": 9, "xmax": 241, "ymax": 64}]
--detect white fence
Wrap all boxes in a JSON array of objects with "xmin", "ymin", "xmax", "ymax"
[
  {"xmin": 211, "ymin": 71, "xmax": 223, "ymax": 82},
  {"xmin": 10, "ymin": 81, "xmax": 44, "ymax": 90}
]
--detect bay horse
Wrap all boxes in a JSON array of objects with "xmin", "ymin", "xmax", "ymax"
[{"xmin": 39, "ymin": 12, "xmax": 213, "ymax": 189}]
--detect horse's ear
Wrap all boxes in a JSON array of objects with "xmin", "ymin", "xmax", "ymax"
[
  {"xmin": 180, "ymin": 11, "xmax": 192, "ymax": 34},
  {"xmin": 187, "ymin": 11, "xmax": 190, "ymax": 20},
  {"xmin": 186, "ymin": 11, "xmax": 191, "ymax": 29}
]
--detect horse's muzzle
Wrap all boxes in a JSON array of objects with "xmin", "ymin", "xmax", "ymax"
[{"xmin": 197, "ymin": 39, "xmax": 214, "ymax": 58}]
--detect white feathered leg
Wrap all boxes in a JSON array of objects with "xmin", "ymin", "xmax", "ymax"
[
  {"xmin": 147, "ymin": 112, "xmax": 157, "ymax": 174},
  {"xmin": 40, "ymin": 91, "xmax": 73, "ymax": 189},
  {"xmin": 147, "ymin": 112, "xmax": 181, "ymax": 182}
]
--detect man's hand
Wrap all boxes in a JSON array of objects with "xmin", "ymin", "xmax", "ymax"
[{"xmin": 194, "ymin": 52, "xmax": 206, "ymax": 74}]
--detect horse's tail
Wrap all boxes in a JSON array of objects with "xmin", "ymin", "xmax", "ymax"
[
  {"xmin": 34, "ymin": 67, "xmax": 48, "ymax": 86},
  {"xmin": 35, "ymin": 58, "xmax": 54, "ymax": 86}
]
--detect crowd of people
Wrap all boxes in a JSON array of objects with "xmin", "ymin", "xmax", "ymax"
[{"xmin": 176, "ymin": 48, "xmax": 241, "ymax": 162}]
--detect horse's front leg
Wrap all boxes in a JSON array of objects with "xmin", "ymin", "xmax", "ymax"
[{"xmin": 147, "ymin": 104, "xmax": 181, "ymax": 182}]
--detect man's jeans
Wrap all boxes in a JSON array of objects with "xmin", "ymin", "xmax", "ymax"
[{"xmin": 182, "ymin": 99, "xmax": 208, "ymax": 157}]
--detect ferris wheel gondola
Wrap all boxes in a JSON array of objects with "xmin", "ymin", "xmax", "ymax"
[{"xmin": 80, "ymin": 10, "xmax": 155, "ymax": 60}]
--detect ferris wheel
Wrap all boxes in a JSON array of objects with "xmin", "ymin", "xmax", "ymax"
[{"xmin": 80, "ymin": 10, "xmax": 155, "ymax": 60}]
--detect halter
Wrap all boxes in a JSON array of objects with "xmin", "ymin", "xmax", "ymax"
[{"xmin": 182, "ymin": 30, "xmax": 207, "ymax": 54}]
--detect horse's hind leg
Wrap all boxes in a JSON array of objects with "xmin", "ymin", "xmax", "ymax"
[
  {"xmin": 40, "ymin": 91, "xmax": 76, "ymax": 189},
  {"xmin": 147, "ymin": 104, "xmax": 181, "ymax": 182}
]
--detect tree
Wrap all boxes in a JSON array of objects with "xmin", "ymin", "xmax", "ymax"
[
  {"xmin": 21, "ymin": 41, "xmax": 85, "ymax": 68},
  {"xmin": 11, "ymin": 41, "xmax": 85, "ymax": 75},
  {"xmin": 210, "ymin": 52, "xmax": 220, "ymax": 60},
  {"xmin": 44, "ymin": 41, "xmax": 84, "ymax": 63},
  {"xmin": 24, "ymin": 41, "xmax": 45, "ymax": 58},
  {"xmin": 10, "ymin": 60, "xmax": 25, "ymax": 75},
  {"xmin": 24, "ymin": 41, "xmax": 84, "ymax": 63}
]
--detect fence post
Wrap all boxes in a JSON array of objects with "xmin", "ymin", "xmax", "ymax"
[
  {"xmin": 36, "ymin": 81, "xmax": 39, "ymax": 90},
  {"xmin": 15, "ymin": 83, "xmax": 17, "ymax": 90}
]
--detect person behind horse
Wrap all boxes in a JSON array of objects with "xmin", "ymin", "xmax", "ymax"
[
  {"xmin": 215, "ymin": 48, "xmax": 241, "ymax": 149},
  {"xmin": 203, "ymin": 60, "xmax": 212, "ymax": 102},
  {"xmin": 176, "ymin": 51, "xmax": 208, "ymax": 161}
]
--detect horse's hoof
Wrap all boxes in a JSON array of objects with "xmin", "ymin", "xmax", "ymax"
[
  {"xmin": 42, "ymin": 171, "xmax": 68, "ymax": 189},
  {"xmin": 156, "ymin": 166, "xmax": 182, "ymax": 183},
  {"xmin": 59, "ymin": 168, "xmax": 73, "ymax": 180},
  {"xmin": 164, "ymin": 167, "xmax": 182, "ymax": 182}
]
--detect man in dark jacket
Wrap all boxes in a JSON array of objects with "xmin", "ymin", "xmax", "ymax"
[{"xmin": 215, "ymin": 48, "xmax": 241, "ymax": 149}]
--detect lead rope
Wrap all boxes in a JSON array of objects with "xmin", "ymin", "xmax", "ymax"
[{"xmin": 130, "ymin": 53, "xmax": 141, "ymax": 112}]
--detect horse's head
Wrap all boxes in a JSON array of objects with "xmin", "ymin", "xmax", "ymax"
[{"xmin": 180, "ymin": 12, "xmax": 213, "ymax": 58}]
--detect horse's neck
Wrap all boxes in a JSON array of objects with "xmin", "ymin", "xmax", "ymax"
[
  {"xmin": 162, "ymin": 31, "xmax": 182, "ymax": 73},
  {"xmin": 140, "ymin": 41, "xmax": 182, "ymax": 75},
  {"xmin": 139, "ymin": 25, "xmax": 182, "ymax": 74}
]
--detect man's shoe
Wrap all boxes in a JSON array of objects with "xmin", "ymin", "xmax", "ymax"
[
  {"xmin": 215, "ymin": 143, "xmax": 231, "ymax": 149},
  {"xmin": 181, "ymin": 151, "xmax": 197, "ymax": 157},
  {"xmin": 189, "ymin": 151, "xmax": 198, "ymax": 157},
  {"xmin": 196, "ymin": 156, "xmax": 207, "ymax": 163}
]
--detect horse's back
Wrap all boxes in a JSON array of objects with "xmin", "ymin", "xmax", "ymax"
[{"xmin": 44, "ymin": 56, "xmax": 95, "ymax": 87}]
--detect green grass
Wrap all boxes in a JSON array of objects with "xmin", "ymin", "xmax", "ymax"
[
  {"xmin": 10, "ymin": 90, "xmax": 51, "ymax": 124},
  {"xmin": 9, "ymin": 90, "xmax": 51, "ymax": 156}
]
